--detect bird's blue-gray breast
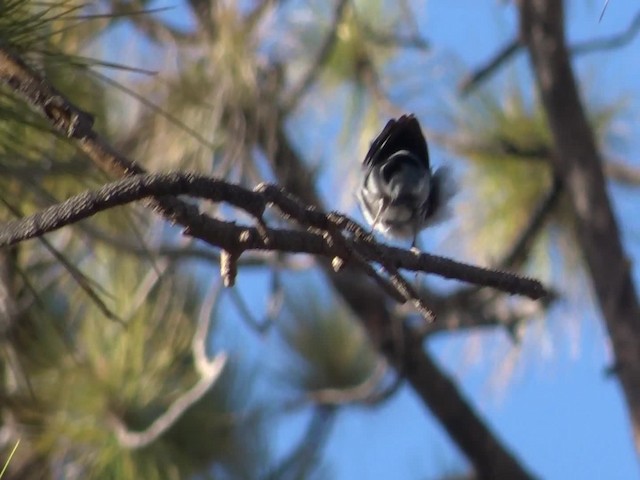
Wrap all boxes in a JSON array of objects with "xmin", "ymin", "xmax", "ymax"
[
  {"xmin": 360, "ymin": 151, "xmax": 432, "ymax": 237},
  {"xmin": 358, "ymin": 114, "xmax": 455, "ymax": 242}
]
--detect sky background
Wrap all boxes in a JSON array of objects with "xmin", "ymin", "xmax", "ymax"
[{"xmin": 123, "ymin": 1, "xmax": 640, "ymax": 478}]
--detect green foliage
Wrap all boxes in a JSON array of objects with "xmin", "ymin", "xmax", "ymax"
[{"xmin": 450, "ymin": 85, "xmax": 620, "ymax": 263}]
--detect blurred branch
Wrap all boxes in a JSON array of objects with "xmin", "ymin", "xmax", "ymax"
[
  {"xmin": 245, "ymin": 0, "xmax": 282, "ymax": 29},
  {"xmin": 572, "ymin": 10, "xmax": 640, "ymax": 54},
  {"xmin": 110, "ymin": 352, "xmax": 227, "ymax": 449},
  {"xmin": 88, "ymin": 229, "xmax": 313, "ymax": 270},
  {"xmin": 89, "ymin": 228, "xmax": 316, "ymax": 272},
  {"xmin": 499, "ymin": 177, "xmax": 563, "ymax": 269},
  {"xmin": 358, "ymin": 17, "xmax": 430, "ymax": 51},
  {"xmin": 193, "ymin": 281, "xmax": 224, "ymax": 373},
  {"xmin": 520, "ymin": 0, "xmax": 640, "ymax": 451},
  {"xmin": 266, "ymin": 261, "xmax": 286, "ymax": 324},
  {"xmin": 111, "ymin": 283, "xmax": 226, "ymax": 449},
  {"xmin": 264, "ymin": 406, "xmax": 336, "ymax": 480},
  {"xmin": 229, "ymin": 286, "xmax": 272, "ymax": 333},
  {"xmin": 605, "ymin": 158, "xmax": 640, "ymax": 186},
  {"xmin": 0, "ymin": 197, "xmax": 120, "ymax": 323},
  {"xmin": 461, "ymin": 8, "xmax": 640, "ymax": 94},
  {"xmin": 419, "ymin": 287, "xmax": 544, "ymax": 339},
  {"xmin": 185, "ymin": 0, "xmax": 215, "ymax": 37},
  {"xmin": 459, "ymin": 39, "xmax": 521, "ymax": 95},
  {"xmin": 108, "ymin": 1, "xmax": 198, "ymax": 45},
  {"xmin": 283, "ymin": 0, "xmax": 350, "ymax": 112},
  {"xmin": 306, "ymin": 358, "xmax": 388, "ymax": 405},
  {"xmin": 358, "ymin": 56, "xmax": 405, "ymax": 118},
  {"xmin": 415, "ymin": 178, "xmax": 563, "ymax": 338}
]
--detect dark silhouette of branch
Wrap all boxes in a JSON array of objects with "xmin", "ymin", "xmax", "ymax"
[
  {"xmin": 459, "ymin": 39, "xmax": 521, "ymax": 95},
  {"xmin": 461, "ymin": 8, "xmax": 640, "ymax": 94},
  {"xmin": 85, "ymin": 227, "xmax": 314, "ymax": 270},
  {"xmin": 0, "ymin": 172, "xmax": 547, "ymax": 302},
  {"xmin": 418, "ymin": 178, "xmax": 562, "ymax": 337},
  {"xmin": 520, "ymin": 0, "xmax": 640, "ymax": 452}
]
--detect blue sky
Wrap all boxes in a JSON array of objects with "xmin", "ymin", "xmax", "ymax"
[{"xmin": 115, "ymin": 1, "xmax": 640, "ymax": 478}]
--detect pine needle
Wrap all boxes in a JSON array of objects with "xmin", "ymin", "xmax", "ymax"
[{"xmin": 0, "ymin": 439, "xmax": 20, "ymax": 478}]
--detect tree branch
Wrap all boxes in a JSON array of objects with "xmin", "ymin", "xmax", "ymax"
[
  {"xmin": 110, "ymin": 284, "xmax": 227, "ymax": 449},
  {"xmin": 605, "ymin": 158, "xmax": 640, "ymax": 187},
  {"xmin": 459, "ymin": 38, "xmax": 521, "ymax": 95},
  {"xmin": 110, "ymin": 352, "xmax": 227, "ymax": 449},
  {"xmin": 305, "ymin": 358, "xmax": 389, "ymax": 405},
  {"xmin": 461, "ymin": 8, "xmax": 640, "ymax": 95},
  {"xmin": 499, "ymin": 177, "xmax": 563, "ymax": 270},
  {"xmin": 108, "ymin": 1, "xmax": 198, "ymax": 45},
  {"xmin": 0, "ymin": 172, "xmax": 547, "ymax": 302},
  {"xmin": 282, "ymin": 0, "xmax": 350, "ymax": 112},
  {"xmin": 572, "ymin": 10, "xmax": 640, "ymax": 54}
]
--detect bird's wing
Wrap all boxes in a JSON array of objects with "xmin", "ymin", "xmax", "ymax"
[{"xmin": 363, "ymin": 114, "xmax": 430, "ymax": 169}]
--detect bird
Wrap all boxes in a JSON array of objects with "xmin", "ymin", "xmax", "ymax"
[{"xmin": 357, "ymin": 114, "xmax": 455, "ymax": 247}]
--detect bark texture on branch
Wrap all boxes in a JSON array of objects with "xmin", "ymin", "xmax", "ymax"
[{"xmin": 519, "ymin": 0, "xmax": 640, "ymax": 450}]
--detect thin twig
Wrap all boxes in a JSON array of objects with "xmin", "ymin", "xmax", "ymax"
[
  {"xmin": 573, "ymin": 10, "xmax": 640, "ymax": 54},
  {"xmin": 110, "ymin": 282, "xmax": 226, "ymax": 449},
  {"xmin": 461, "ymin": 9, "xmax": 640, "ymax": 95},
  {"xmin": 0, "ymin": 196, "xmax": 121, "ymax": 323},
  {"xmin": 108, "ymin": 0, "xmax": 198, "ymax": 45},
  {"xmin": 264, "ymin": 406, "xmax": 336, "ymax": 480},
  {"xmin": 109, "ymin": 352, "xmax": 226, "ymax": 449},
  {"xmin": 228, "ymin": 287, "xmax": 271, "ymax": 333},
  {"xmin": 499, "ymin": 177, "xmax": 563, "ymax": 270},
  {"xmin": 282, "ymin": 0, "xmax": 350, "ymax": 112},
  {"xmin": 306, "ymin": 358, "xmax": 388, "ymax": 405},
  {"xmin": 459, "ymin": 39, "xmax": 521, "ymax": 95},
  {"xmin": 605, "ymin": 159, "xmax": 640, "ymax": 186}
]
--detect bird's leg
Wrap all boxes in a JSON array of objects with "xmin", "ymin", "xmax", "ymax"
[
  {"xmin": 370, "ymin": 198, "xmax": 388, "ymax": 234},
  {"xmin": 410, "ymin": 227, "xmax": 422, "ymax": 253},
  {"xmin": 411, "ymin": 229, "xmax": 422, "ymax": 290}
]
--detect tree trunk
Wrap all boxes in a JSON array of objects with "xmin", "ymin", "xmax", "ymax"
[{"xmin": 519, "ymin": 0, "xmax": 640, "ymax": 451}]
